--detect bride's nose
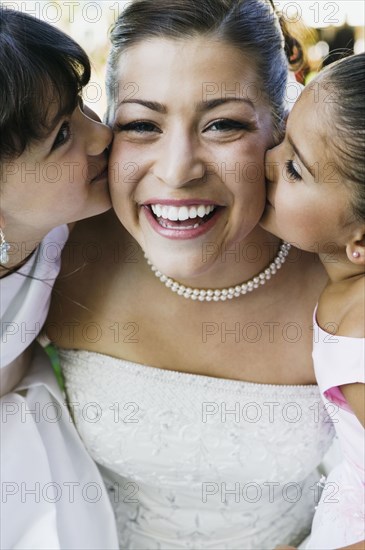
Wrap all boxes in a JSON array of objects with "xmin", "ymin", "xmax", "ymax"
[{"xmin": 152, "ymin": 128, "xmax": 205, "ymax": 188}]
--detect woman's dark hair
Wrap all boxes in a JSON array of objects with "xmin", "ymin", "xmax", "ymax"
[
  {"xmin": 317, "ymin": 53, "xmax": 365, "ymax": 221},
  {"xmin": 106, "ymin": 0, "xmax": 303, "ymax": 135},
  {"xmin": 0, "ymin": 8, "xmax": 91, "ymax": 161}
]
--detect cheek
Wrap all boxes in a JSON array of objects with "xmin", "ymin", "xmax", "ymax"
[
  {"xmin": 275, "ymin": 188, "xmax": 297, "ymax": 220},
  {"xmin": 274, "ymin": 191, "xmax": 317, "ymax": 242},
  {"xmin": 109, "ymin": 140, "xmax": 139, "ymax": 196},
  {"xmin": 49, "ymin": 166, "xmax": 87, "ymax": 203},
  {"xmin": 217, "ymin": 139, "xmax": 266, "ymax": 191}
]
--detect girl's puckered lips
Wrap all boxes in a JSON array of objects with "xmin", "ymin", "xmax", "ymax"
[{"xmin": 89, "ymin": 162, "xmax": 108, "ymax": 184}]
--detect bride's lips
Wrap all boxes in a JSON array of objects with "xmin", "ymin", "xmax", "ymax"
[{"xmin": 141, "ymin": 199, "xmax": 224, "ymax": 240}]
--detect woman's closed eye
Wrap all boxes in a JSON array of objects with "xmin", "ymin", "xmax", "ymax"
[
  {"xmin": 285, "ymin": 159, "xmax": 302, "ymax": 181},
  {"xmin": 52, "ymin": 121, "xmax": 72, "ymax": 150}
]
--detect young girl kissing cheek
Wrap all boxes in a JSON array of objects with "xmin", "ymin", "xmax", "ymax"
[{"xmin": 261, "ymin": 85, "xmax": 358, "ymax": 259}]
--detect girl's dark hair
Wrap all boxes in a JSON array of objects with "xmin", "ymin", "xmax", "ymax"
[
  {"xmin": 106, "ymin": 0, "xmax": 303, "ymax": 135},
  {"xmin": 0, "ymin": 8, "xmax": 91, "ymax": 161},
  {"xmin": 317, "ymin": 53, "xmax": 365, "ymax": 221}
]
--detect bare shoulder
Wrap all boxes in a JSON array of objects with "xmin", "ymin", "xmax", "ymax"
[
  {"xmin": 57, "ymin": 210, "xmax": 132, "ymax": 277},
  {"xmin": 339, "ymin": 277, "xmax": 365, "ymax": 338},
  {"xmin": 46, "ymin": 210, "xmax": 132, "ymax": 333},
  {"xmin": 53, "ymin": 211, "xmax": 115, "ymax": 287}
]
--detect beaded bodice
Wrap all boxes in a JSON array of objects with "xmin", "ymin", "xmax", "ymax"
[{"xmin": 59, "ymin": 349, "xmax": 335, "ymax": 549}]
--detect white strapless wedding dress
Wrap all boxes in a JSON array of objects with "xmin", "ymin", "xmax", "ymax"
[{"xmin": 59, "ymin": 349, "xmax": 334, "ymax": 550}]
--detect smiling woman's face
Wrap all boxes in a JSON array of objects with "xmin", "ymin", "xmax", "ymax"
[{"xmin": 109, "ymin": 37, "xmax": 274, "ymax": 280}]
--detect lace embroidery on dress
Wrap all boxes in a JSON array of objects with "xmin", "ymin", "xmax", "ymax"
[{"xmin": 59, "ymin": 348, "xmax": 335, "ymax": 550}]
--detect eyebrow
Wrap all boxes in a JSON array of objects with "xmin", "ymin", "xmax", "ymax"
[
  {"xmin": 288, "ymin": 136, "xmax": 315, "ymax": 178},
  {"xmin": 118, "ymin": 99, "xmax": 167, "ymax": 113},
  {"xmin": 198, "ymin": 97, "xmax": 256, "ymax": 112},
  {"xmin": 117, "ymin": 97, "xmax": 256, "ymax": 113}
]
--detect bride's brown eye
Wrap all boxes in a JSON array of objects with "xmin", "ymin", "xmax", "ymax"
[
  {"xmin": 114, "ymin": 121, "xmax": 162, "ymax": 134},
  {"xmin": 204, "ymin": 119, "xmax": 255, "ymax": 133}
]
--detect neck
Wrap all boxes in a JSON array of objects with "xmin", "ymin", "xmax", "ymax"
[
  {"xmin": 150, "ymin": 227, "xmax": 282, "ymax": 290},
  {"xmin": 0, "ymin": 224, "xmax": 49, "ymax": 277},
  {"xmin": 0, "ymin": 244, "xmax": 39, "ymax": 278},
  {"xmin": 319, "ymin": 251, "xmax": 365, "ymax": 285}
]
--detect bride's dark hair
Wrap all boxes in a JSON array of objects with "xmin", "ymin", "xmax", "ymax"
[
  {"xmin": 106, "ymin": 0, "xmax": 303, "ymax": 136},
  {"xmin": 0, "ymin": 8, "xmax": 90, "ymax": 161}
]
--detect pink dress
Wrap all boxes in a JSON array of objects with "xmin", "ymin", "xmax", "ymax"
[{"xmin": 305, "ymin": 306, "xmax": 365, "ymax": 549}]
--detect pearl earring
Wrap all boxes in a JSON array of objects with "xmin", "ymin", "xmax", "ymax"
[
  {"xmin": 352, "ymin": 251, "xmax": 360, "ymax": 259},
  {"xmin": 0, "ymin": 228, "xmax": 10, "ymax": 265}
]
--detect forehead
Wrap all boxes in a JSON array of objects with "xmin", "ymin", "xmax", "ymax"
[
  {"xmin": 115, "ymin": 37, "xmax": 265, "ymax": 107},
  {"xmin": 287, "ymin": 86, "xmax": 333, "ymax": 158}
]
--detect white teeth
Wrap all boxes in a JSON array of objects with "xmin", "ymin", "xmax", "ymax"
[
  {"xmin": 159, "ymin": 219, "xmax": 201, "ymax": 230},
  {"xmin": 197, "ymin": 205, "xmax": 206, "ymax": 218},
  {"xmin": 150, "ymin": 204, "xmax": 216, "ymax": 222},
  {"xmin": 167, "ymin": 206, "xmax": 179, "ymax": 221},
  {"xmin": 154, "ymin": 205, "xmax": 162, "ymax": 217},
  {"xmin": 178, "ymin": 206, "xmax": 189, "ymax": 221},
  {"xmin": 189, "ymin": 206, "xmax": 197, "ymax": 218}
]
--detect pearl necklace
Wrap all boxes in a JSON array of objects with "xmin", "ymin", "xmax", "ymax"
[{"xmin": 145, "ymin": 242, "xmax": 291, "ymax": 302}]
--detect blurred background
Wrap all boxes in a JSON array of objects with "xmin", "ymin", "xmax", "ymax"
[{"xmin": 1, "ymin": 0, "xmax": 364, "ymax": 117}]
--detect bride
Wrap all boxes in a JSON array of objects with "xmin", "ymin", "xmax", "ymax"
[{"xmin": 48, "ymin": 0, "xmax": 334, "ymax": 548}]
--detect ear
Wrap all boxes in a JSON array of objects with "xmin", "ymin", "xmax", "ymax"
[{"xmin": 346, "ymin": 227, "xmax": 365, "ymax": 265}]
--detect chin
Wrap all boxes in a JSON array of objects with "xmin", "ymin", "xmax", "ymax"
[
  {"xmin": 92, "ymin": 201, "xmax": 113, "ymax": 217},
  {"xmin": 77, "ymin": 200, "xmax": 112, "ymax": 222},
  {"xmin": 146, "ymin": 248, "xmax": 212, "ymax": 283},
  {"xmin": 258, "ymin": 212, "xmax": 276, "ymax": 235}
]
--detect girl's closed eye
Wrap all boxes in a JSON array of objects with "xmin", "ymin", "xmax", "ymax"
[
  {"xmin": 285, "ymin": 159, "xmax": 302, "ymax": 181},
  {"xmin": 52, "ymin": 121, "xmax": 72, "ymax": 150}
]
